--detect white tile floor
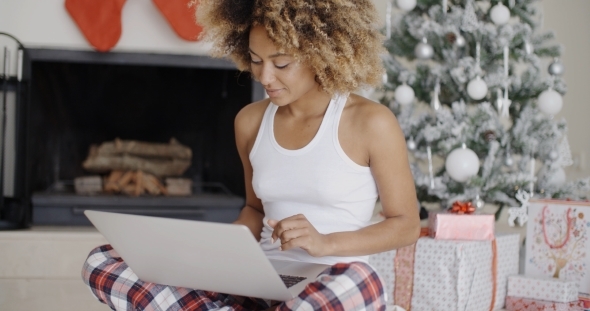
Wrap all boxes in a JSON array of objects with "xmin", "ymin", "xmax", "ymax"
[{"xmin": 0, "ymin": 207, "xmax": 523, "ymax": 311}]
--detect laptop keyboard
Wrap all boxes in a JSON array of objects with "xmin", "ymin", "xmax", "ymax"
[{"xmin": 279, "ymin": 274, "xmax": 307, "ymax": 288}]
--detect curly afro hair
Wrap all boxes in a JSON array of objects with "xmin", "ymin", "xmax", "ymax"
[{"xmin": 195, "ymin": 0, "xmax": 385, "ymax": 95}]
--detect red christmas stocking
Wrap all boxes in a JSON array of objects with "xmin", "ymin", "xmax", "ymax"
[
  {"xmin": 65, "ymin": 0, "xmax": 127, "ymax": 52},
  {"xmin": 152, "ymin": 0, "xmax": 203, "ymax": 41}
]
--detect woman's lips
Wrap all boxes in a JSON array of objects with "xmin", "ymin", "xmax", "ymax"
[{"xmin": 265, "ymin": 88, "xmax": 283, "ymax": 97}]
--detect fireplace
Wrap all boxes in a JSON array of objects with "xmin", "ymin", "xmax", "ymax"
[{"xmin": 13, "ymin": 48, "xmax": 264, "ymax": 226}]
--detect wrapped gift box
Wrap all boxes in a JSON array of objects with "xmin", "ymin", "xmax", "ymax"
[
  {"xmin": 507, "ymin": 275, "xmax": 579, "ymax": 303},
  {"xmin": 428, "ymin": 211, "xmax": 495, "ymax": 241},
  {"xmin": 369, "ymin": 234, "xmax": 520, "ymax": 311},
  {"xmin": 524, "ymin": 200, "xmax": 590, "ymax": 303},
  {"xmin": 505, "ymin": 296, "xmax": 584, "ymax": 311}
]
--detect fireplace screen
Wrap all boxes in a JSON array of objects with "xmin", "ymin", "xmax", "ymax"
[{"xmin": 25, "ymin": 50, "xmax": 257, "ymax": 225}]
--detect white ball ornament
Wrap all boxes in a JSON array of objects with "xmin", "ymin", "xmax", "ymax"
[
  {"xmin": 537, "ymin": 89, "xmax": 563, "ymax": 116},
  {"xmin": 394, "ymin": 83, "xmax": 415, "ymax": 106},
  {"xmin": 396, "ymin": 0, "xmax": 417, "ymax": 11},
  {"xmin": 467, "ymin": 76, "xmax": 488, "ymax": 100},
  {"xmin": 407, "ymin": 137, "xmax": 417, "ymax": 151},
  {"xmin": 455, "ymin": 35, "xmax": 466, "ymax": 48},
  {"xmin": 415, "ymin": 38, "xmax": 434, "ymax": 60},
  {"xmin": 445, "ymin": 145, "xmax": 480, "ymax": 182},
  {"xmin": 490, "ymin": 2, "xmax": 510, "ymax": 25}
]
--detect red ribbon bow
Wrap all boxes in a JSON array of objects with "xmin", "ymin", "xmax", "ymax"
[{"xmin": 449, "ymin": 201, "xmax": 476, "ymax": 214}]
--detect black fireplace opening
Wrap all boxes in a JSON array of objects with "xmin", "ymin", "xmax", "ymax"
[{"xmin": 23, "ymin": 50, "xmax": 260, "ymax": 226}]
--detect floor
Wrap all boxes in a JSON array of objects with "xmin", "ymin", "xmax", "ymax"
[
  {"xmin": 0, "ymin": 227, "xmax": 111, "ymax": 311},
  {"xmin": 0, "ymin": 206, "xmax": 523, "ymax": 311}
]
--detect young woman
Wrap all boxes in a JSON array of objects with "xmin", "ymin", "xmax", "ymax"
[{"xmin": 82, "ymin": 0, "xmax": 420, "ymax": 310}]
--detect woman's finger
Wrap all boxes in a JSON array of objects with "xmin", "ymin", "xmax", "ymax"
[
  {"xmin": 271, "ymin": 218, "xmax": 310, "ymax": 242},
  {"xmin": 278, "ymin": 227, "xmax": 309, "ymax": 245}
]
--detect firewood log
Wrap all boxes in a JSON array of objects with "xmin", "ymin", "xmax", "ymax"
[
  {"xmin": 93, "ymin": 138, "xmax": 192, "ymax": 160},
  {"xmin": 82, "ymin": 154, "xmax": 191, "ymax": 177}
]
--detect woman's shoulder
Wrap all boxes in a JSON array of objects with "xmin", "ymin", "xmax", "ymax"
[
  {"xmin": 234, "ymin": 99, "xmax": 272, "ymax": 150},
  {"xmin": 235, "ymin": 98, "xmax": 271, "ymax": 132},
  {"xmin": 345, "ymin": 93, "xmax": 399, "ymax": 133}
]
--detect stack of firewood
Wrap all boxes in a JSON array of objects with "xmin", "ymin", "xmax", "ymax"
[
  {"xmin": 82, "ymin": 138, "xmax": 192, "ymax": 177},
  {"xmin": 103, "ymin": 170, "xmax": 167, "ymax": 196},
  {"xmin": 76, "ymin": 138, "xmax": 194, "ymax": 197}
]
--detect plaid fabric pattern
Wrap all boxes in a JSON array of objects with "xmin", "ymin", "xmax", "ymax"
[{"xmin": 82, "ymin": 245, "xmax": 386, "ymax": 311}]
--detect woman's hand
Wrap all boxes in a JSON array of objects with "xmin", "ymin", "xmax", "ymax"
[{"xmin": 268, "ymin": 214, "xmax": 331, "ymax": 257}]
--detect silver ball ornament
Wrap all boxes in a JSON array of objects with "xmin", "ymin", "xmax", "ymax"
[
  {"xmin": 548, "ymin": 58, "xmax": 565, "ymax": 76},
  {"xmin": 549, "ymin": 150, "xmax": 559, "ymax": 160},
  {"xmin": 473, "ymin": 195, "xmax": 485, "ymax": 209},
  {"xmin": 415, "ymin": 38, "xmax": 434, "ymax": 60},
  {"xmin": 407, "ymin": 137, "xmax": 417, "ymax": 151}
]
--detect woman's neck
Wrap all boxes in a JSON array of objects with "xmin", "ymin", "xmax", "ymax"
[{"xmin": 281, "ymin": 87, "xmax": 332, "ymax": 119}]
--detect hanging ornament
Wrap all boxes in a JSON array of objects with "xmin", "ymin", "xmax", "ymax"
[
  {"xmin": 455, "ymin": 35, "xmax": 466, "ymax": 48},
  {"xmin": 524, "ymin": 40, "xmax": 534, "ymax": 55},
  {"xmin": 501, "ymin": 87, "xmax": 512, "ymax": 118},
  {"xmin": 445, "ymin": 143, "xmax": 480, "ymax": 182},
  {"xmin": 473, "ymin": 194, "xmax": 485, "ymax": 209},
  {"xmin": 394, "ymin": 83, "xmax": 415, "ymax": 106},
  {"xmin": 415, "ymin": 37, "xmax": 434, "ymax": 60},
  {"xmin": 549, "ymin": 150, "xmax": 559, "ymax": 161},
  {"xmin": 490, "ymin": 2, "xmax": 510, "ymax": 25},
  {"xmin": 427, "ymin": 146, "xmax": 435, "ymax": 189},
  {"xmin": 505, "ymin": 152, "xmax": 514, "ymax": 166},
  {"xmin": 396, "ymin": 0, "xmax": 417, "ymax": 12},
  {"xmin": 495, "ymin": 89, "xmax": 503, "ymax": 115},
  {"xmin": 407, "ymin": 136, "xmax": 417, "ymax": 151},
  {"xmin": 537, "ymin": 88, "xmax": 563, "ymax": 116},
  {"xmin": 548, "ymin": 58, "xmax": 565, "ymax": 76},
  {"xmin": 461, "ymin": 0, "xmax": 479, "ymax": 33},
  {"xmin": 431, "ymin": 80, "xmax": 441, "ymax": 111},
  {"xmin": 467, "ymin": 76, "xmax": 488, "ymax": 100},
  {"xmin": 557, "ymin": 136, "xmax": 573, "ymax": 167}
]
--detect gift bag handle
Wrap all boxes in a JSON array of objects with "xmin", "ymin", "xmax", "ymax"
[{"xmin": 541, "ymin": 205, "xmax": 574, "ymax": 249}]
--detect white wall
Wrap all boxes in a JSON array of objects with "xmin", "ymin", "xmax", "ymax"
[{"xmin": 0, "ymin": 0, "xmax": 212, "ymax": 58}]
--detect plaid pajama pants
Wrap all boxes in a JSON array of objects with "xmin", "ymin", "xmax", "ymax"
[{"xmin": 82, "ymin": 245, "xmax": 386, "ymax": 311}]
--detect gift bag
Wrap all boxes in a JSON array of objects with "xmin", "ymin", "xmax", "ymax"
[{"xmin": 525, "ymin": 199, "xmax": 590, "ymax": 309}]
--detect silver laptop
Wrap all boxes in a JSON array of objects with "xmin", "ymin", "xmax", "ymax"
[{"xmin": 84, "ymin": 210, "xmax": 330, "ymax": 301}]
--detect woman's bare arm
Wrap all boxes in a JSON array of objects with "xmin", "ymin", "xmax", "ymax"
[{"xmin": 232, "ymin": 100, "xmax": 269, "ymax": 240}]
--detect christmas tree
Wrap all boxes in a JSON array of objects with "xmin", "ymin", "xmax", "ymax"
[{"xmin": 380, "ymin": 0, "xmax": 589, "ymax": 213}]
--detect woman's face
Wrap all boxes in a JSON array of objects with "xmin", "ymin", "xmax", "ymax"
[{"xmin": 248, "ymin": 25, "xmax": 319, "ymax": 106}]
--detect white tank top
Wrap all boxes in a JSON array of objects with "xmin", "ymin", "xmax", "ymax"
[{"xmin": 249, "ymin": 93, "xmax": 378, "ymax": 265}]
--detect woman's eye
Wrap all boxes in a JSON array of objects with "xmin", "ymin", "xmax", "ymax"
[
  {"xmin": 250, "ymin": 59, "xmax": 262, "ymax": 64},
  {"xmin": 275, "ymin": 64, "xmax": 289, "ymax": 69}
]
